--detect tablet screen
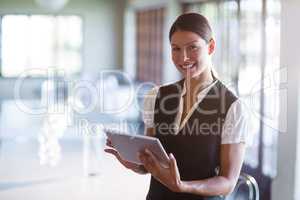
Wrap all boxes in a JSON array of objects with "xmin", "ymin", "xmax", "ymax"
[{"xmin": 105, "ymin": 130, "xmax": 170, "ymax": 167}]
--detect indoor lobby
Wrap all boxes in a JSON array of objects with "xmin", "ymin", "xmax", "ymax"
[{"xmin": 0, "ymin": 0, "xmax": 299, "ymax": 200}]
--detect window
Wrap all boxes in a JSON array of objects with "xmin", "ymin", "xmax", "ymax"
[
  {"xmin": 238, "ymin": 0, "xmax": 263, "ymax": 169},
  {"xmin": 262, "ymin": 0, "xmax": 281, "ymax": 178},
  {"xmin": 136, "ymin": 8, "xmax": 165, "ymax": 84},
  {"xmin": 0, "ymin": 15, "xmax": 82, "ymax": 77}
]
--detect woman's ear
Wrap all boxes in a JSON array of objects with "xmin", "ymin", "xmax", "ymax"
[{"xmin": 208, "ymin": 38, "xmax": 216, "ymax": 55}]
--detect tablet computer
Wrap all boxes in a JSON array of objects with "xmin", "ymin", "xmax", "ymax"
[{"xmin": 104, "ymin": 129, "xmax": 170, "ymax": 168}]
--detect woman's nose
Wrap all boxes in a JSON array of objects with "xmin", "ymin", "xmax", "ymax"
[{"xmin": 180, "ymin": 49, "xmax": 190, "ymax": 63}]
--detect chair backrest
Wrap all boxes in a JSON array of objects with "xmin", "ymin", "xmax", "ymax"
[{"xmin": 225, "ymin": 173, "xmax": 259, "ymax": 200}]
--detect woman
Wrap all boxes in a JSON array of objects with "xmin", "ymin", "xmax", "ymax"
[{"xmin": 105, "ymin": 13, "xmax": 251, "ymax": 200}]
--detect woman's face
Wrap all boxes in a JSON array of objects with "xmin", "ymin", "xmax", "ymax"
[{"xmin": 170, "ymin": 31, "xmax": 214, "ymax": 79}]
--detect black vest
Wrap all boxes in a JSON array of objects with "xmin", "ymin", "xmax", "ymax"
[{"xmin": 146, "ymin": 79, "xmax": 237, "ymax": 200}]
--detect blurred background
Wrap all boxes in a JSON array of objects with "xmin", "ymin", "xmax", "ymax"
[{"xmin": 0, "ymin": 0, "xmax": 298, "ymax": 199}]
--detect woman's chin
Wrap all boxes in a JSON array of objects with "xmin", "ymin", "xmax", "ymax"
[{"xmin": 181, "ymin": 69, "xmax": 200, "ymax": 79}]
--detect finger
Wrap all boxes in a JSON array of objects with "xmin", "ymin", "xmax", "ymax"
[
  {"xmin": 138, "ymin": 151, "xmax": 149, "ymax": 166},
  {"xmin": 137, "ymin": 152, "xmax": 145, "ymax": 164},
  {"xmin": 139, "ymin": 151, "xmax": 156, "ymax": 173},
  {"xmin": 142, "ymin": 160, "xmax": 155, "ymax": 175},
  {"xmin": 144, "ymin": 149, "xmax": 161, "ymax": 169},
  {"xmin": 169, "ymin": 153, "xmax": 180, "ymax": 180},
  {"xmin": 104, "ymin": 148, "xmax": 119, "ymax": 157},
  {"xmin": 106, "ymin": 139, "xmax": 113, "ymax": 147},
  {"xmin": 105, "ymin": 148, "xmax": 131, "ymax": 166},
  {"xmin": 104, "ymin": 148, "xmax": 124, "ymax": 163},
  {"xmin": 141, "ymin": 152, "xmax": 166, "ymax": 181}
]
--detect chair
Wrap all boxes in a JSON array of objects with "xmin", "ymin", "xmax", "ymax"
[{"xmin": 225, "ymin": 173, "xmax": 259, "ymax": 200}]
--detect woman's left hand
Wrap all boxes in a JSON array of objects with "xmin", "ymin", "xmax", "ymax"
[{"xmin": 139, "ymin": 149, "xmax": 184, "ymax": 193}]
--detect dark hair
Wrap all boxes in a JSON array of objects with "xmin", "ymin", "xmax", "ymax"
[{"xmin": 169, "ymin": 13, "xmax": 213, "ymax": 43}]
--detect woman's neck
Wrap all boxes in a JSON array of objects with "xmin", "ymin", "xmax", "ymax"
[{"xmin": 185, "ymin": 69, "xmax": 214, "ymax": 93}]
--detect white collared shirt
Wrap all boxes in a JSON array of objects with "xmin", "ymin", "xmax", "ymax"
[{"xmin": 143, "ymin": 81, "xmax": 253, "ymax": 145}]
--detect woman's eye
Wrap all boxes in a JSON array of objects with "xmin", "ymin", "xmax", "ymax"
[
  {"xmin": 190, "ymin": 45, "xmax": 198, "ymax": 51},
  {"xmin": 172, "ymin": 47, "xmax": 180, "ymax": 51}
]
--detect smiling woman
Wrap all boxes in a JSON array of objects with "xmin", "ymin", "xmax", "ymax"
[{"xmin": 105, "ymin": 13, "xmax": 251, "ymax": 200}]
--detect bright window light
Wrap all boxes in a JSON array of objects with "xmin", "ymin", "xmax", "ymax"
[{"xmin": 1, "ymin": 15, "xmax": 82, "ymax": 77}]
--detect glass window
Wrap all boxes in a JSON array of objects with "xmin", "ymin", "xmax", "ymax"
[
  {"xmin": 136, "ymin": 8, "xmax": 165, "ymax": 84},
  {"xmin": 262, "ymin": 0, "xmax": 281, "ymax": 178},
  {"xmin": 1, "ymin": 15, "xmax": 82, "ymax": 77},
  {"xmin": 238, "ymin": 0, "xmax": 263, "ymax": 169},
  {"xmin": 183, "ymin": 1, "xmax": 240, "ymax": 86},
  {"xmin": 184, "ymin": 0, "xmax": 264, "ymax": 168}
]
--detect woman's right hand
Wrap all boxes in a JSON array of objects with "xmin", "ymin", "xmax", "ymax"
[{"xmin": 104, "ymin": 138, "xmax": 147, "ymax": 174}]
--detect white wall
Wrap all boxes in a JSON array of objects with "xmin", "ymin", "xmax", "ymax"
[
  {"xmin": 0, "ymin": 0, "xmax": 125, "ymax": 98},
  {"xmin": 272, "ymin": 0, "xmax": 300, "ymax": 199}
]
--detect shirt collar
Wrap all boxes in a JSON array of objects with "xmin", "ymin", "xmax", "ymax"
[{"xmin": 181, "ymin": 79, "xmax": 218, "ymax": 100}]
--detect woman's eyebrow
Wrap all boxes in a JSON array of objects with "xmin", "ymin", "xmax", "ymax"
[
  {"xmin": 183, "ymin": 40, "xmax": 199, "ymax": 46},
  {"xmin": 171, "ymin": 40, "xmax": 199, "ymax": 46}
]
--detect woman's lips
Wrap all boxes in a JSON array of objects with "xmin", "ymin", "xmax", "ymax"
[{"xmin": 181, "ymin": 63, "xmax": 196, "ymax": 69}]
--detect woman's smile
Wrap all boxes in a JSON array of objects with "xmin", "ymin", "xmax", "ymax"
[{"xmin": 181, "ymin": 63, "xmax": 196, "ymax": 69}]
